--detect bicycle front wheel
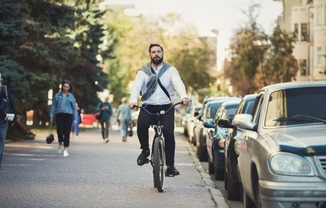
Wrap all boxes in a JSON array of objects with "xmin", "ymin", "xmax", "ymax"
[{"xmin": 153, "ymin": 136, "xmax": 165, "ymax": 192}]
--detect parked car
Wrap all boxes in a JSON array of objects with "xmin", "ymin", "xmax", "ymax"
[
  {"xmin": 130, "ymin": 109, "xmax": 139, "ymax": 127},
  {"xmin": 224, "ymin": 82, "xmax": 326, "ymax": 208},
  {"xmin": 204, "ymin": 99, "xmax": 241, "ymax": 180},
  {"xmin": 181, "ymin": 106, "xmax": 191, "ymax": 137},
  {"xmin": 193, "ymin": 97, "xmax": 220, "ymax": 161},
  {"xmin": 186, "ymin": 104, "xmax": 202, "ymax": 144},
  {"xmin": 219, "ymin": 94, "xmax": 257, "ymax": 201},
  {"xmin": 194, "ymin": 97, "xmax": 239, "ymax": 161}
]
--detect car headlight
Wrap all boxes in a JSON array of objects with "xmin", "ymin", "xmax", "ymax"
[{"xmin": 269, "ymin": 153, "xmax": 313, "ymax": 175}]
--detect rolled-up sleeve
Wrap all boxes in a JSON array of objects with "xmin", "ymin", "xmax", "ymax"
[{"xmin": 171, "ymin": 67, "xmax": 188, "ymax": 99}]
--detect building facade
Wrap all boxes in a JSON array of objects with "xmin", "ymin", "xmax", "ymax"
[{"xmin": 278, "ymin": 0, "xmax": 326, "ymax": 81}]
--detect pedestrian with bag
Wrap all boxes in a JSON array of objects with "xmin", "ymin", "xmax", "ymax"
[
  {"xmin": 96, "ymin": 96, "xmax": 112, "ymax": 143},
  {"xmin": 0, "ymin": 74, "xmax": 16, "ymax": 170},
  {"xmin": 50, "ymin": 80, "xmax": 77, "ymax": 157},
  {"xmin": 116, "ymin": 97, "xmax": 132, "ymax": 142},
  {"xmin": 128, "ymin": 44, "xmax": 189, "ymax": 176}
]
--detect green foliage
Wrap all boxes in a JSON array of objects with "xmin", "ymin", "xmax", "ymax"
[
  {"xmin": 104, "ymin": 13, "xmax": 216, "ymax": 106},
  {"xmin": 0, "ymin": 0, "xmax": 110, "ymax": 139},
  {"xmin": 223, "ymin": 4, "xmax": 297, "ymax": 96},
  {"xmin": 262, "ymin": 26, "xmax": 298, "ymax": 83}
]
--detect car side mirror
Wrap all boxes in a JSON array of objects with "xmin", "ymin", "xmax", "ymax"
[
  {"xmin": 218, "ymin": 118, "xmax": 237, "ymax": 136},
  {"xmin": 203, "ymin": 120, "xmax": 214, "ymax": 128},
  {"xmin": 218, "ymin": 118, "xmax": 232, "ymax": 128}
]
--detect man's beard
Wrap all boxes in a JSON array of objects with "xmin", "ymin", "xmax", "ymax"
[{"xmin": 151, "ymin": 56, "xmax": 163, "ymax": 65}]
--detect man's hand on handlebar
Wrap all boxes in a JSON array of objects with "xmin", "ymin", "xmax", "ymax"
[
  {"xmin": 181, "ymin": 98, "xmax": 189, "ymax": 106},
  {"xmin": 129, "ymin": 102, "xmax": 136, "ymax": 109}
]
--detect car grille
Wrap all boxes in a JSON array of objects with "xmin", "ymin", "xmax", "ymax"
[{"xmin": 317, "ymin": 156, "xmax": 326, "ymax": 175}]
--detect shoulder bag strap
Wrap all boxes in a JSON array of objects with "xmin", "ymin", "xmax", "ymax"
[{"xmin": 157, "ymin": 79, "xmax": 171, "ymax": 101}]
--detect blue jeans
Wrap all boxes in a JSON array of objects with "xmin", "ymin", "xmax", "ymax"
[
  {"xmin": 71, "ymin": 115, "xmax": 81, "ymax": 136},
  {"xmin": 0, "ymin": 120, "xmax": 8, "ymax": 166},
  {"xmin": 120, "ymin": 119, "xmax": 129, "ymax": 137}
]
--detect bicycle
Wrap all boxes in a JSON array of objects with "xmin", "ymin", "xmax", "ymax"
[{"xmin": 133, "ymin": 101, "xmax": 182, "ymax": 192}]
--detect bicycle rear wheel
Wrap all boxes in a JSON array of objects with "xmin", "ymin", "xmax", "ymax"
[{"xmin": 153, "ymin": 136, "xmax": 165, "ymax": 192}]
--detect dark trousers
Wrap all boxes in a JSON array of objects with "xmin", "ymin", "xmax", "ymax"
[
  {"xmin": 99, "ymin": 119, "xmax": 109, "ymax": 139},
  {"xmin": 56, "ymin": 113, "xmax": 73, "ymax": 147},
  {"xmin": 137, "ymin": 104, "xmax": 175, "ymax": 166}
]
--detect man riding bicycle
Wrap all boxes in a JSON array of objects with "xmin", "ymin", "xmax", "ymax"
[{"xmin": 129, "ymin": 44, "xmax": 189, "ymax": 176}]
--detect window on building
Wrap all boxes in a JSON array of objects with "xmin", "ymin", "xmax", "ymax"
[
  {"xmin": 300, "ymin": 59, "xmax": 307, "ymax": 76},
  {"xmin": 301, "ymin": 23, "xmax": 308, "ymax": 41}
]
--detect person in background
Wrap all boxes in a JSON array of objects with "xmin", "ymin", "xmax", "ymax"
[
  {"xmin": 0, "ymin": 75, "xmax": 16, "ymax": 170},
  {"xmin": 50, "ymin": 80, "xmax": 77, "ymax": 157},
  {"xmin": 71, "ymin": 102, "xmax": 81, "ymax": 138},
  {"xmin": 96, "ymin": 96, "xmax": 112, "ymax": 143},
  {"xmin": 128, "ymin": 44, "xmax": 189, "ymax": 176},
  {"xmin": 116, "ymin": 97, "xmax": 132, "ymax": 142}
]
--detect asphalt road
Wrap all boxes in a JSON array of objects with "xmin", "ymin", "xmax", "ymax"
[{"xmin": 0, "ymin": 126, "xmax": 228, "ymax": 208}]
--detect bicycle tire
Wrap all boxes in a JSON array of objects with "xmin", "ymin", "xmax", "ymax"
[{"xmin": 153, "ymin": 136, "xmax": 165, "ymax": 192}]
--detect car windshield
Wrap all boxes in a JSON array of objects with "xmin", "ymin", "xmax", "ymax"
[
  {"xmin": 206, "ymin": 103, "xmax": 223, "ymax": 119},
  {"xmin": 265, "ymin": 87, "xmax": 326, "ymax": 127}
]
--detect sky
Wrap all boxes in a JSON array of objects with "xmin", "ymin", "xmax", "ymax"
[{"xmin": 104, "ymin": 0, "xmax": 283, "ymax": 69}]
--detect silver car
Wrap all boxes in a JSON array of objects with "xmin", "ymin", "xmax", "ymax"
[{"xmin": 232, "ymin": 81, "xmax": 326, "ymax": 208}]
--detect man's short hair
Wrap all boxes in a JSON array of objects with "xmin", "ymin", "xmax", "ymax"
[{"xmin": 148, "ymin": 44, "xmax": 163, "ymax": 52}]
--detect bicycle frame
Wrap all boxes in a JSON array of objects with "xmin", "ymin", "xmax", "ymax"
[{"xmin": 133, "ymin": 101, "xmax": 182, "ymax": 192}]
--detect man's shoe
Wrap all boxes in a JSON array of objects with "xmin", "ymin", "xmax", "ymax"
[
  {"xmin": 166, "ymin": 166, "xmax": 180, "ymax": 177},
  {"xmin": 137, "ymin": 149, "xmax": 150, "ymax": 166}
]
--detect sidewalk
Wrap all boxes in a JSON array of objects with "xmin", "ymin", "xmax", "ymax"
[{"xmin": 0, "ymin": 127, "xmax": 226, "ymax": 208}]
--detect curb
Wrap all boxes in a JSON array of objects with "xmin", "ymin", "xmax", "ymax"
[{"xmin": 184, "ymin": 139, "xmax": 229, "ymax": 208}]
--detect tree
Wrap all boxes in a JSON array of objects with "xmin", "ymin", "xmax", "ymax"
[
  {"xmin": 223, "ymin": 4, "xmax": 275, "ymax": 95},
  {"xmin": 0, "ymin": 0, "xmax": 35, "ymax": 139},
  {"xmin": 105, "ymin": 12, "xmax": 216, "ymax": 106},
  {"xmin": 1, "ymin": 0, "xmax": 109, "ymax": 139},
  {"xmin": 262, "ymin": 26, "xmax": 298, "ymax": 84}
]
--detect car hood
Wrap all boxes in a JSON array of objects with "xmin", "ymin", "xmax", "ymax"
[{"xmin": 267, "ymin": 125, "xmax": 326, "ymax": 156}]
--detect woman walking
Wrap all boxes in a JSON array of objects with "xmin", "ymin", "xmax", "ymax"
[
  {"xmin": 50, "ymin": 80, "xmax": 77, "ymax": 157},
  {"xmin": 116, "ymin": 97, "xmax": 132, "ymax": 142}
]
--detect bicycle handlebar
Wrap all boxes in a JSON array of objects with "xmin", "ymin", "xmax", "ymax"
[{"xmin": 132, "ymin": 101, "xmax": 183, "ymax": 117}]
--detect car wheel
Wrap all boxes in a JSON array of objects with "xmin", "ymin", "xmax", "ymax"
[
  {"xmin": 213, "ymin": 150, "xmax": 224, "ymax": 180},
  {"xmin": 242, "ymin": 187, "xmax": 255, "ymax": 208},
  {"xmin": 191, "ymin": 134, "xmax": 197, "ymax": 146},
  {"xmin": 253, "ymin": 170, "xmax": 262, "ymax": 208},
  {"xmin": 184, "ymin": 128, "xmax": 188, "ymax": 137},
  {"xmin": 208, "ymin": 154, "xmax": 214, "ymax": 174},
  {"xmin": 224, "ymin": 167, "xmax": 227, "ymax": 190},
  {"xmin": 197, "ymin": 143, "xmax": 208, "ymax": 161},
  {"xmin": 226, "ymin": 157, "xmax": 241, "ymax": 201}
]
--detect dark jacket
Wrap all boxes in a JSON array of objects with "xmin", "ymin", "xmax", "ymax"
[{"xmin": 0, "ymin": 85, "xmax": 16, "ymax": 121}]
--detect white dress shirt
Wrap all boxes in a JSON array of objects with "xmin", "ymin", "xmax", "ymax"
[{"xmin": 130, "ymin": 64, "xmax": 188, "ymax": 105}]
